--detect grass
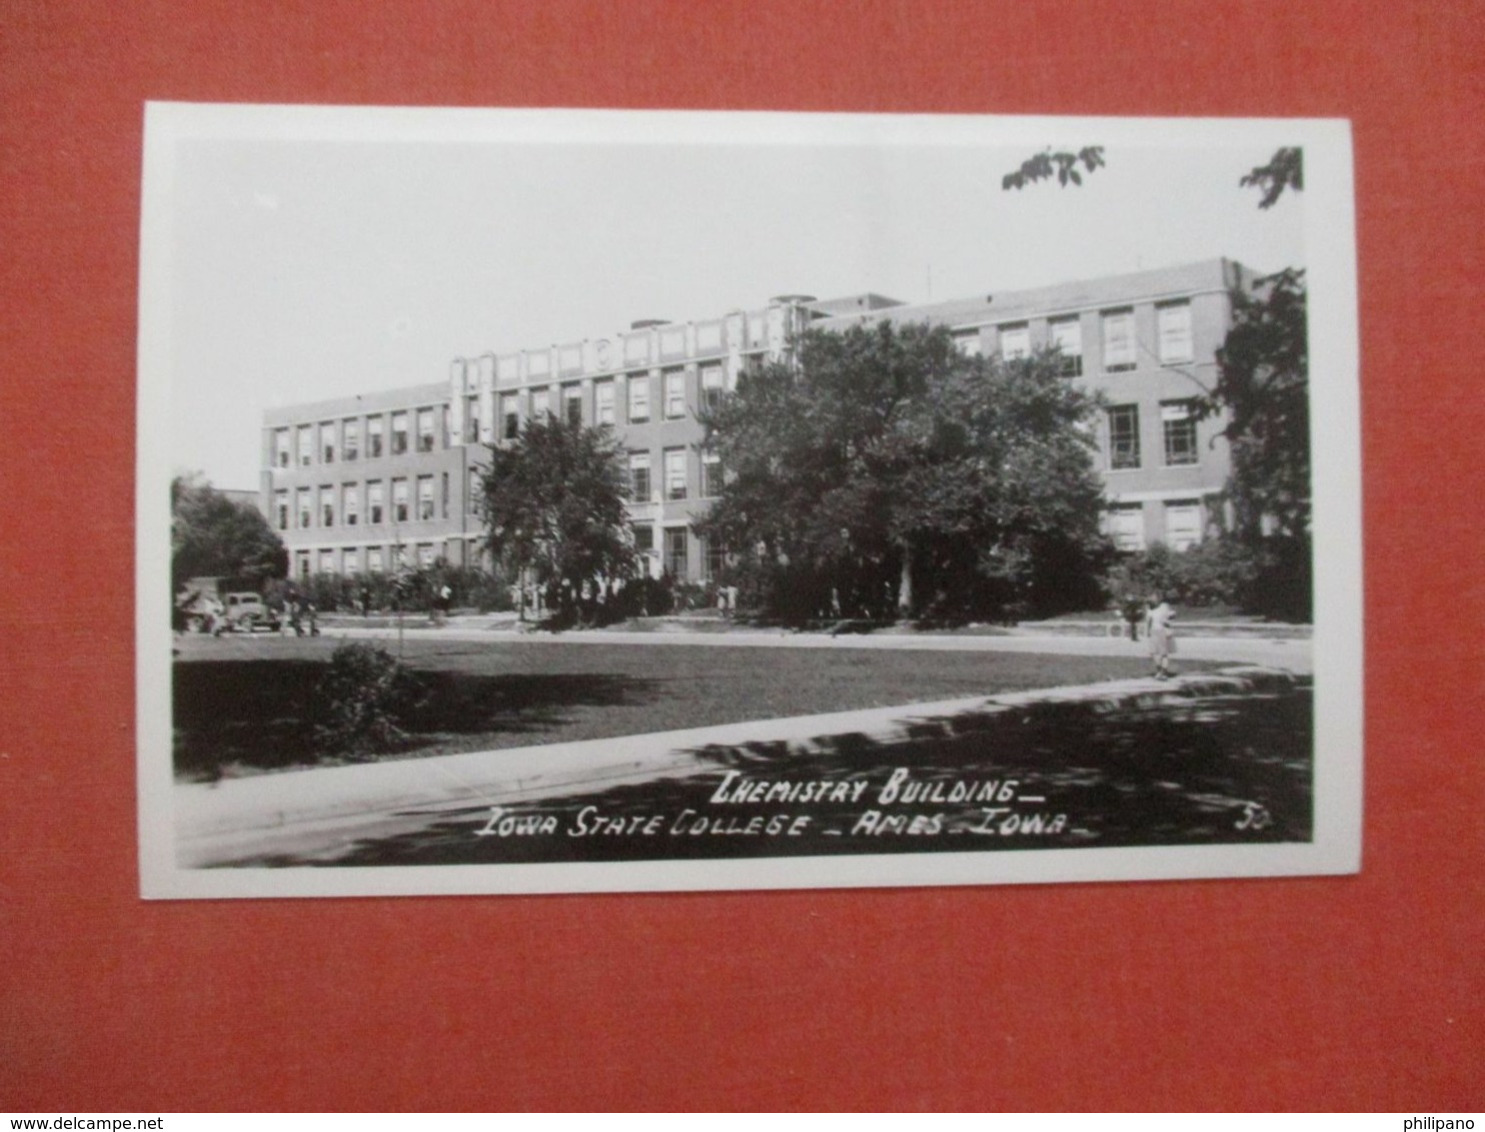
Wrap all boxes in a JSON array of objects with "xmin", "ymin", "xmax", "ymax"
[{"xmin": 172, "ymin": 635, "xmax": 1219, "ymax": 782}]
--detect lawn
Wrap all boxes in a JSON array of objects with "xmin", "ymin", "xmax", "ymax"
[{"xmin": 172, "ymin": 635, "xmax": 1219, "ymax": 782}]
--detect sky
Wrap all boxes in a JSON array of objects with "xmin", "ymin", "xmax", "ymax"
[{"xmin": 160, "ymin": 110, "xmax": 1307, "ymax": 489}]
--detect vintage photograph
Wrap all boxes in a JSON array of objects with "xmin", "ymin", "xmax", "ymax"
[{"xmin": 137, "ymin": 106, "xmax": 1361, "ymax": 898}]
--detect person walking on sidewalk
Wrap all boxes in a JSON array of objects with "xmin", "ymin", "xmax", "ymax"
[{"xmin": 1145, "ymin": 595, "xmax": 1177, "ymax": 679}]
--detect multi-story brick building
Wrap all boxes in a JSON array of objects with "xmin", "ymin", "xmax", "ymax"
[{"xmin": 262, "ymin": 257, "xmax": 1256, "ymax": 584}]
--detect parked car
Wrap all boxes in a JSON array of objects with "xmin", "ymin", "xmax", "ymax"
[{"xmin": 220, "ymin": 592, "xmax": 281, "ymax": 633}]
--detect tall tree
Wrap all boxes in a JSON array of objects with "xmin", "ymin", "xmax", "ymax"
[
  {"xmin": 1201, "ymin": 267, "xmax": 1311, "ymax": 619},
  {"xmin": 479, "ymin": 416, "xmax": 635, "ymax": 623},
  {"xmin": 171, "ymin": 475, "xmax": 287, "ymax": 589},
  {"xmin": 700, "ymin": 322, "xmax": 1109, "ymax": 623},
  {"xmin": 1208, "ymin": 267, "xmax": 1310, "ymax": 543}
]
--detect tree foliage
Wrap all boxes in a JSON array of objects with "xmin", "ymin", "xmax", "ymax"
[
  {"xmin": 171, "ymin": 474, "xmax": 287, "ymax": 590},
  {"xmin": 1240, "ymin": 147, "xmax": 1303, "ymax": 209},
  {"xmin": 479, "ymin": 416, "xmax": 635, "ymax": 623},
  {"xmin": 1198, "ymin": 267, "xmax": 1311, "ymax": 619},
  {"xmin": 699, "ymin": 322, "xmax": 1110, "ymax": 623},
  {"xmin": 1207, "ymin": 268, "xmax": 1310, "ymax": 542},
  {"xmin": 1001, "ymin": 147, "xmax": 1106, "ymax": 191}
]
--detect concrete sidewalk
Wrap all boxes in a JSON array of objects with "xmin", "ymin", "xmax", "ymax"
[{"xmin": 175, "ymin": 664, "xmax": 1306, "ymax": 867}]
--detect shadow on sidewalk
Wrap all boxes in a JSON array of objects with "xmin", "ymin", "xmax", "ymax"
[{"xmin": 254, "ymin": 683, "xmax": 1313, "ymax": 867}]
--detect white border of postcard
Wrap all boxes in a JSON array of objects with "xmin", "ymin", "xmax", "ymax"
[{"xmin": 138, "ymin": 105, "xmax": 1361, "ymax": 899}]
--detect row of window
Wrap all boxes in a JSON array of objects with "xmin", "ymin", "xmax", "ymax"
[
  {"xmin": 953, "ymin": 301, "xmax": 1194, "ymax": 374},
  {"xmin": 1107, "ymin": 500, "xmax": 1205, "ymax": 553},
  {"xmin": 627, "ymin": 449, "xmax": 722, "ymax": 503},
  {"xmin": 275, "ymin": 475, "xmax": 452, "ymax": 532},
  {"xmin": 292, "ymin": 528, "xmax": 724, "ymax": 582},
  {"xmin": 459, "ymin": 312, "xmax": 768, "ymax": 388},
  {"xmin": 274, "ymin": 408, "xmax": 447, "ymax": 469},
  {"xmin": 630, "ymin": 525, "xmax": 726, "ymax": 580},
  {"xmin": 1107, "ymin": 401, "xmax": 1199, "ymax": 471},
  {"xmin": 275, "ymin": 366, "xmax": 737, "ymax": 468},
  {"xmin": 493, "ymin": 365, "xmax": 729, "ymax": 440},
  {"xmin": 294, "ymin": 541, "xmax": 446, "ymax": 579}
]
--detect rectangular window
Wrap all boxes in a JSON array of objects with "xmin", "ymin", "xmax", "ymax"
[
  {"xmin": 392, "ymin": 478, "xmax": 409, "ymax": 523},
  {"xmin": 632, "ymin": 523, "xmax": 654, "ymax": 554},
  {"xmin": 1162, "ymin": 401, "xmax": 1199, "ymax": 466},
  {"xmin": 417, "ymin": 408, "xmax": 436, "ymax": 453},
  {"xmin": 367, "ymin": 546, "xmax": 384, "ymax": 573},
  {"xmin": 1164, "ymin": 500, "xmax": 1203, "ymax": 551},
  {"xmin": 952, "ymin": 329, "xmax": 982, "ymax": 357},
  {"xmin": 664, "ymin": 369, "xmax": 686, "ymax": 419},
  {"xmin": 320, "ymin": 422, "xmax": 335, "ymax": 464},
  {"xmin": 275, "ymin": 429, "xmax": 291, "ymax": 468},
  {"xmin": 999, "ymin": 323, "xmax": 1030, "ymax": 361},
  {"xmin": 701, "ymin": 451, "xmax": 722, "ymax": 498},
  {"xmin": 391, "ymin": 412, "xmax": 409, "ymax": 455},
  {"xmin": 628, "ymin": 452, "xmax": 651, "ymax": 503},
  {"xmin": 467, "ymin": 396, "xmax": 481, "ymax": 443},
  {"xmin": 320, "ymin": 486, "xmax": 335, "ymax": 528},
  {"xmin": 441, "ymin": 405, "xmax": 451, "ymax": 448},
  {"xmin": 700, "ymin": 366, "xmax": 724, "ymax": 414},
  {"xmin": 501, "ymin": 393, "xmax": 518, "ymax": 440},
  {"xmin": 297, "ymin": 425, "xmax": 314, "ymax": 466},
  {"xmin": 1103, "ymin": 309, "xmax": 1137, "ymax": 371},
  {"xmin": 1108, "ymin": 504, "xmax": 1146, "ymax": 552},
  {"xmin": 664, "ymin": 528, "xmax": 688, "ymax": 578},
  {"xmin": 417, "ymin": 475, "xmax": 435, "ymax": 521},
  {"xmin": 342, "ymin": 483, "xmax": 359, "ymax": 526},
  {"xmin": 1158, "ymin": 302, "xmax": 1194, "ymax": 364},
  {"xmin": 367, "ymin": 481, "xmax": 384, "ymax": 525},
  {"xmin": 441, "ymin": 472, "xmax": 449, "ymax": 520},
  {"xmin": 628, "ymin": 373, "xmax": 650, "ymax": 422},
  {"xmin": 318, "ymin": 549, "xmax": 335, "ymax": 575},
  {"xmin": 417, "ymin": 543, "xmax": 435, "ymax": 569},
  {"xmin": 1050, "ymin": 317, "xmax": 1083, "ymax": 377},
  {"xmin": 368, "ymin": 415, "xmax": 384, "ymax": 458},
  {"xmin": 343, "ymin": 419, "xmax": 360, "ymax": 461},
  {"xmin": 595, "ymin": 380, "xmax": 616, "ymax": 425},
  {"xmin": 564, "ymin": 385, "xmax": 583, "ymax": 428},
  {"xmin": 664, "ymin": 448, "xmax": 687, "ymax": 501},
  {"xmin": 342, "ymin": 548, "xmax": 359, "ymax": 577},
  {"xmin": 703, "ymin": 537, "xmax": 725, "ymax": 583},
  {"xmin": 1108, "ymin": 405, "xmax": 1141, "ymax": 470},
  {"xmin": 275, "ymin": 490, "xmax": 289, "ymax": 531},
  {"xmin": 296, "ymin": 487, "xmax": 312, "ymax": 529},
  {"xmin": 531, "ymin": 387, "xmax": 550, "ymax": 421}
]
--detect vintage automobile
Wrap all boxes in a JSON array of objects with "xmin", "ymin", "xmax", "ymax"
[{"xmin": 218, "ymin": 591, "xmax": 281, "ymax": 633}]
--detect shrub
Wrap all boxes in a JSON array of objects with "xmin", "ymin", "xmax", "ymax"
[
  {"xmin": 267, "ymin": 565, "xmax": 517, "ymax": 616},
  {"xmin": 1104, "ymin": 538, "xmax": 1261, "ymax": 609},
  {"xmin": 311, "ymin": 642, "xmax": 422, "ymax": 757}
]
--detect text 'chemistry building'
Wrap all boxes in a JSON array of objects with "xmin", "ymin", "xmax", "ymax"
[{"xmin": 261, "ymin": 258, "xmax": 1257, "ymax": 584}]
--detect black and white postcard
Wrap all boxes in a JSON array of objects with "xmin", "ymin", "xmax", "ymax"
[{"xmin": 138, "ymin": 105, "xmax": 1361, "ymax": 898}]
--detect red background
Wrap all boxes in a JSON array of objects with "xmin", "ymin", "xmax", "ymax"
[{"xmin": 2, "ymin": 0, "xmax": 1481, "ymax": 1112}]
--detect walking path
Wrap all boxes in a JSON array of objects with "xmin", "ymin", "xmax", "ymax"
[{"xmin": 176, "ymin": 664, "xmax": 1305, "ymax": 868}]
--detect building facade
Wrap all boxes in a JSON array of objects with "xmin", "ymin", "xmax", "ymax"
[{"xmin": 262, "ymin": 258, "xmax": 1252, "ymax": 584}]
